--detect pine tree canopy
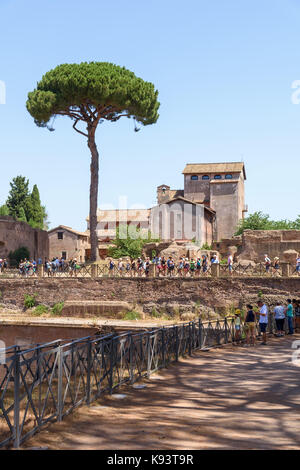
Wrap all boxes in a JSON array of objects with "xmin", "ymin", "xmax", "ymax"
[{"xmin": 26, "ymin": 62, "xmax": 160, "ymax": 128}]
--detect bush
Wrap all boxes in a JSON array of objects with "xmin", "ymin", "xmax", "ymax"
[
  {"xmin": 201, "ymin": 243, "xmax": 212, "ymax": 250},
  {"xmin": 122, "ymin": 310, "xmax": 141, "ymax": 320},
  {"xmin": 24, "ymin": 293, "xmax": 37, "ymax": 309},
  {"xmin": 51, "ymin": 302, "xmax": 64, "ymax": 316},
  {"xmin": 151, "ymin": 307, "xmax": 162, "ymax": 318},
  {"xmin": 32, "ymin": 304, "xmax": 49, "ymax": 316},
  {"xmin": 9, "ymin": 246, "xmax": 30, "ymax": 266}
]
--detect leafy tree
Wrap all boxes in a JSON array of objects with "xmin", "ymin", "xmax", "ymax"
[
  {"xmin": 0, "ymin": 205, "xmax": 9, "ymax": 216},
  {"xmin": 26, "ymin": 62, "xmax": 160, "ymax": 261},
  {"xmin": 5, "ymin": 176, "xmax": 47, "ymax": 229},
  {"xmin": 108, "ymin": 225, "xmax": 159, "ymax": 260},
  {"xmin": 26, "ymin": 184, "xmax": 46, "ymax": 229},
  {"xmin": 18, "ymin": 207, "xmax": 27, "ymax": 223},
  {"xmin": 235, "ymin": 211, "xmax": 300, "ymax": 235},
  {"xmin": 6, "ymin": 176, "xmax": 30, "ymax": 219}
]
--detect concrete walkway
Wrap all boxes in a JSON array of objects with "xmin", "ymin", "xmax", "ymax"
[{"xmin": 23, "ymin": 335, "xmax": 300, "ymax": 450}]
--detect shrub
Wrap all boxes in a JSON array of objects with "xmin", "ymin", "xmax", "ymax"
[
  {"xmin": 122, "ymin": 310, "xmax": 141, "ymax": 320},
  {"xmin": 201, "ymin": 243, "xmax": 212, "ymax": 250},
  {"xmin": 24, "ymin": 293, "xmax": 37, "ymax": 309},
  {"xmin": 9, "ymin": 246, "xmax": 30, "ymax": 266},
  {"xmin": 51, "ymin": 302, "xmax": 64, "ymax": 316},
  {"xmin": 151, "ymin": 307, "xmax": 162, "ymax": 318},
  {"xmin": 32, "ymin": 304, "xmax": 49, "ymax": 316}
]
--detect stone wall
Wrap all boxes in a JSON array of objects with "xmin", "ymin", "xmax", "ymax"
[
  {"xmin": 0, "ymin": 277, "xmax": 299, "ymax": 314},
  {"xmin": 214, "ymin": 230, "xmax": 300, "ymax": 262},
  {"xmin": 0, "ymin": 216, "xmax": 49, "ymax": 262}
]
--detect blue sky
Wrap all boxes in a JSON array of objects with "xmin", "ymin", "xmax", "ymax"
[{"xmin": 0, "ymin": 0, "xmax": 299, "ymax": 231}]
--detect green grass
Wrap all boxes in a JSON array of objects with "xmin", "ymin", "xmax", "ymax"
[
  {"xmin": 51, "ymin": 302, "xmax": 64, "ymax": 316},
  {"xmin": 32, "ymin": 304, "xmax": 49, "ymax": 316},
  {"xmin": 122, "ymin": 310, "xmax": 141, "ymax": 320},
  {"xmin": 24, "ymin": 293, "xmax": 37, "ymax": 309}
]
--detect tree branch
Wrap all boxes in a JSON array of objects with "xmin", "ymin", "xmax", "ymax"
[{"xmin": 73, "ymin": 119, "xmax": 88, "ymax": 137}]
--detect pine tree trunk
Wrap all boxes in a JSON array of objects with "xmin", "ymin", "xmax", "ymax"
[{"xmin": 87, "ymin": 126, "xmax": 100, "ymax": 262}]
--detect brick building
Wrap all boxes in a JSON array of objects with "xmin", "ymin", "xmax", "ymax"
[
  {"xmin": 48, "ymin": 226, "xmax": 90, "ymax": 262},
  {"xmin": 90, "ymin": 162, "xmax": 246, "ymax": 247},
  {"xmin": 0, "ymin": 216, "xmax": 49, "ymax": 263}
]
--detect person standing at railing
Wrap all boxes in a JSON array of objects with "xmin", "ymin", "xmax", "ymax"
[
  {"xmin": 296, "ymin": 255, "xmax": 300, "ymax": 276},
  {"xmin": 284, "ymin": 299, "xmax": 294, "ymax": 335},
  {"xmin": 273, "ymin": 301, "xmax": 285, "ymax": 337},
  {"xmin": 234, "ymin": 309, "xmax": 242, "ymax": 343},
  {"xmin": 272, "ymin": 257, "xmax": 280, "ymax": 276},
  {"xmin": 264, "ymin": 254, "xmax": 271, "ymax": 274},
  {"xmin": 228, "ymin": 254, "xmax": 233, "ymax": 276},
  {"xmin": 293, "ymin": 299, "xmax": 300, "ymax": 332},
  {"xmin": 202, "ymin": 254, "xmax": 208, "ymax": 275},
  {"xmin": 108, "ymin": 258, "xmax": 115, "ymax": 277},
  {"xmin": 257, "ymin": 300, "xmax": 268, "ymax": 345},
  {"xmin": 245, "ymin": 305, "xmax": 256, "ymax": 346}
]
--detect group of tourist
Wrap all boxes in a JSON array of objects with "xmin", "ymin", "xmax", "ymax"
[
  {"xmin": 0, "ymin": 259, "xmax": 8, "ymax": 273},
  {"xmin": 264, "ymin": 253, "xmax": 300, "ymax": 275},
  {"xmin": 233, "ymin": 299, "xmax": 300, "ymax": 346},
  {"xmin": 44, "ymin": 257, "xmax": 80, "ymax": 276},
  {"xmin": 108, "ymin": 254, "xmax": 219, "ymax": 277}
]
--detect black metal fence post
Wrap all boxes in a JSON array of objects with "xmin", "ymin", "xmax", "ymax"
[
  {"xmin": 57, "ymin": 345, "xmax": 63, "ymax": 422},
  {"xmin": 13, "ymin": 354, "xmax": 20, "ymax": 449},
  {"xmin": 224, "ymin": 318, "xmax": 228, "ymax": 344},
  {"xmin": 109, "ymin": 338, "xmax": 114, "ymax": 394},
  {"xmin": 198, "ymin": 318, "xmax": 202, "ymax": 349},
  {"xmin": 162, "ymin": 328, "xmax": 166, "ymax": 368},
  {"xmin": 188, "ymin": 323, "xmax": 192, "ymax": 356},
  {"xmin": 147, "ymin": 333, "xmax": 151, "ymax": 378},
  {"xmin": 86, "ymin": 340, "xmax": 92, "ymax": 405},
  {"xmin": 129, "ymin": 333, "xmax": 134, "ymax": 384},
  {"xmin": 175, "ymin": 326, "xmax": 179, "ymax": 361}
]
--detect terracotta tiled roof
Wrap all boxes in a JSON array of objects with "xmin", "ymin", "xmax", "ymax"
[
  {"xmin": 182, "ymin": 162, "xmax": 246, "ymax": 179},
  {"xmin": 87, "ymin": 209, "xmax": 150, "ymax": 223},
  {"xmin": 48, "ymin": 225, "xmax": 89, "ymax": 238}
]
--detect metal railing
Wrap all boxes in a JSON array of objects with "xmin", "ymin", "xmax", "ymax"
[
  {"xmin": 0, "ymin": 314, "xmax": 297, "ymax": 448},
  {"xmin": 0, "ymin": 318, "xmax": 239, "ymax": 448},
  {"xmin": 1, "ymin": 262, "xmax": 298, "ymax": 279}
]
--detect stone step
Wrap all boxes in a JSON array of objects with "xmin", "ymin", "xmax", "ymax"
[{"xmin": 61, "ymin": 300, "xmax": 133, "ymax": 317}]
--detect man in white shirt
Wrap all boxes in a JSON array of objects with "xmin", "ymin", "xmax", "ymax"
[
  {"xmin": 273, "ymin": 301, "xmax": 285, "ymax": 337},
  {"xmin": 258, "ymin": 300, "xmax": 268, "ymax": 345}
]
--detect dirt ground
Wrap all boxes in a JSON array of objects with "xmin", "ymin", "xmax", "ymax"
[{"xmin": 21, "ymin": 335, "xmax": 300, "ymax": 450}]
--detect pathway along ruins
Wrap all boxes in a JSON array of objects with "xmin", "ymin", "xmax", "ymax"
[{"xmin": 22, "ymin": 335, "xmax": 300, "ymax": 450}]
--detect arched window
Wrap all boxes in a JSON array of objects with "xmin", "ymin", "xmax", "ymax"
[
  {"xmin": 214, "ymin": 175, "xmax": 222, "ymax": 180},
  {"xmin": 191, "ymin": 175, "xmax": 198, "ymax": 181},
  {"xmin": 202, "ymin": 175, "xmax": 209, "ymax": 180},
  {"xmin": 225, "ymin": 174, "xmax": 233, "ymax": 179}
]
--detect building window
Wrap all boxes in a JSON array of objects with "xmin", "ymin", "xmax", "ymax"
[
  {"xmin": 202, "ymin": 175, "xmax": 210, "ymax": 180},
  {"xmin": 57, "ymin": 232, "xmax": 63, "ymax": 239},
  {"xmin": 62, "ymin": 251, "xmax": 67, "ymax": 260},
  {"xmin": 225, "ymin": 174, "xmax": 233, "ymax": 179},
  {"xmin": 214, "ymin": 175, "xmax": 222, "ymax": 180},
  {"xmin": 191, "ymin": 175, "xmax": 198, "ymax": 180}
]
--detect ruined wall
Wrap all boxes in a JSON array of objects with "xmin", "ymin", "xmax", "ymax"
[
  {"xmin": 0, "ymin": 216, "xmax": 49, "ymax": 262},
  {"xmin": 0, "ymin": 277, "xmax": 299, "ymax": 313},
  {"xmin": 214, "ymin": 230, "xmax": 300, "ymax": 262}
]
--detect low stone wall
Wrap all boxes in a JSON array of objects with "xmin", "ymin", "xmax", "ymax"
[{"xmin": 0, "ymin": 278, "xmax": 299, "ymax": 314}]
